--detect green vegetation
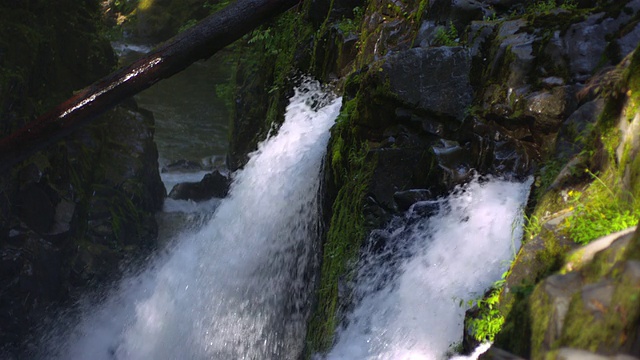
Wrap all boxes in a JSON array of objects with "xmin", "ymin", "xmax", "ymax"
[
  {"xmin": 492, "ymin": 46, "xmax": 640, "ymax": 359},
  {"xmin": 533, "ymin": 159, "xmax": 563, "ymax": 201},
  {"xmin": 247, "ymin": 28, "xmax": 280, "ymax": 55},
  {"xmin": 433, "ymin": 22, "xmax": 459, "ymax": 47},
  {"xmin": 113, "ymin": 0, "xmax": 140, "ymax": 15},
  {"xmin": 523, "ymin": 214, "xmax": 542, "ymax": 242},
  {"xmin": 336, "ymin": 7, "xmax": 364, "ymax": 35},
  {"xmin": 468, "ymin": 286, "xmax": 505, "ymax": 342},
  {"xmin": 529, "ymin": 283, "xmax": 552, "ymax": 359},
  {"xmin": 560, "ymin": 53, "xmax": 640, "ymax": 245},
  {"xmin": 527, "ymin": 0, "xmax": 577, "ymax": 13},
  {"xmin": 565, "ymin": 172, "xmax": 639, "ymax": 244},
  {"xmin": 204, "ymin": 0, "xmax": 232, "ymax": 13},
  {"xmin": 178, "ymin": 19, "xmax": 198, "ymax": 33}
]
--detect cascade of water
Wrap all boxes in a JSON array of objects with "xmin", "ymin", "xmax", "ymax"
[
  {"xmin": 325, "ymin": 177, "xmax": 532, "ymax": 360},
  {"xmin": 37, "ymin": 80, "xmax": 342, "ymax": 360}
]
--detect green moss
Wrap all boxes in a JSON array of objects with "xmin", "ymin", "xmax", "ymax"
[
  {"xmin": 532, "ymin": 159, "xmax": 564, "ymax": 204},
  {"xmin": 303, "ymin": 69, "xmax": 389, "ymax": 356},
  {"xmin": 494, "ymin": 223, "xmax": 568, "ymax": 357},
  {"xmin": 495, "ymin": 288, "xmax": 534, "ymax": 357},
  {"xmin": 544, "ymin": 349, "xmax": 560, "ymax": 360},
  {"xmin": 305, "ymin": 92, "xmax": 376, "ymax": 354},
  {"xmin": 531, "ymin": 190, "xmax": 567, "ymax": 220},
  {"xmin": 624, "ymin": 228, "xmax": 640, "ymax": 260},
  {"xmin": 537, "ymin": 229, "xmax": 566, "ymax": 271},
  {"xmin": 305, "ymin": 172, "xmax": 370, "ymax": 353},
  {"xmin": 626, "ymin": 49, "xmax": 640, "ymax": 106},
  {"xmin": 309, "ymin": 0, "xmax": 337, "ymax": 75},
  {"xmin": 330, "ymin": 99, "xmax": 358, "ymax": 179},
  {"xmin": 529, "ymin": 283, "xmax": 553, "ymax": 359},
  {"xmin": 558, "ymin": 264, "xmax": 640, "ymax": 353},
  {"xmin": 582, "ymin": 241, "xmax": 629, "ymax": 283},
  {"xmin": 336, "ymin": 7, "xmax": 364, "ymax": 35},
  {"xmin": 626, "ymin": 148, "xmax": 640, "ymax": 205},
  {"xmin": 432, "ymin": 22, "xmax": 459, "ymax": 47}
]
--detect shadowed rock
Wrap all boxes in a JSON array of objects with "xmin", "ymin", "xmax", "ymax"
[{"xmin": 168, "ymin": 169, "xmax": 231, "ymax": 201}]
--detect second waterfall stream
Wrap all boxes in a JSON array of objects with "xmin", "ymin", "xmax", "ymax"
[{"xmin": 37, "ymin": 80, "xmax": 532, "ymax": 360}]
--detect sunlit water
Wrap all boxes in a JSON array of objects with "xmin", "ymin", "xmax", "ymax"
[
  {"xmin": 36, "ymin": 81, "xmax": 342, "ymax": 360},
  {"xmin": 324, "ymin": 177, "xmax": 532, "ymax": 360}
]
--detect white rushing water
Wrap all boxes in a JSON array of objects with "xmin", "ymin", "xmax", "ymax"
[
  {"xmin": 38, "ymin": 81, "xmax": 342, "ymax": 360},
  {"xmin": 325, "ymin": 177, "xmax": 532, "ymax": 360}
]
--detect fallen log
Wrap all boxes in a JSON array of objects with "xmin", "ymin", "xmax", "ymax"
[{"xmin": 0, "ymin": 0, "xmax": 299, "ymax": 170}]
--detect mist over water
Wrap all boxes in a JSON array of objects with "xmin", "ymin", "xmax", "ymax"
[
  {"xmin": 37, "ymin": 81, "xmax": 341, "ymax": 360},
  {"xmin": 325, "ymin": 177, "xmax": 532, "ymax": 360}
]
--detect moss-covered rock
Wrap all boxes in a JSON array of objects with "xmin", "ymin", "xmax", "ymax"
[{"xmin": 485, "ymin": 40, "xmax": 640, "ymax": 359}]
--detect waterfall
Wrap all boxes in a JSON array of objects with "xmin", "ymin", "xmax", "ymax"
[
  {"xmin": 325, "ymin": 177, "xmax": 532, "ymax": 360},
  {"xmin": 37, "ymin": 80, "xmax": 342, "ymax": 360}
]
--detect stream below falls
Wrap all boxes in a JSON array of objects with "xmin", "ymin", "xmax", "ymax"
[{"xmin": 33, "ymin": 71, "xmax": 532, "ymax": 359}]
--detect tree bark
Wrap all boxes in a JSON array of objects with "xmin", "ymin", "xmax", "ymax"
[{"xmin": 0, "ymin": 0, "xmax": 299, "ymax": 170}]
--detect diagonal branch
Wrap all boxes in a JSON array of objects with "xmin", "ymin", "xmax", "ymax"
[{"xmin": 0, "ymin": 0, "xmax": 299, "ymax": 170}]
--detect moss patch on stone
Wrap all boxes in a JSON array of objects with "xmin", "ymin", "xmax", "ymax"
[{"xmin": 305, "ymin": 75, "xmax": 377, "ymax": 354}]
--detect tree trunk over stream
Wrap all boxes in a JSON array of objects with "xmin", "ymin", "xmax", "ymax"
[{"xmin": 0, "ymin": 0, "xmax": 299, "ymax": 170}]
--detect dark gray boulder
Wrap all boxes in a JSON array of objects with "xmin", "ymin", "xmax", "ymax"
[
  {"xmin": 563, "ymin": 4, "xmax": 640, "ymax": 81},
  {"xmin": 490, "ymin": 19, "xmax": 537, "ymax": 89},
  {"xmin": 382, "ymin": 46, "xmax": 473, "ymax": 120},
  {"xmin": 554, "ymin": 99, "xmax": 604, "ymax": 160},
  {"xmin": 168, "ymin": 170, "xmax": 231, "ymax": 202},
  {"xmin": 524, "ymin": 86, "xmax": 578, "ymax": 132}
]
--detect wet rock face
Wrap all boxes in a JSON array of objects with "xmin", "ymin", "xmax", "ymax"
[
  {"xmin": 382, "ymin": 47, "xmax": 473, "ymax": 121},
  {"xmin": 227, "ymin": 60, "xmax": 272, "ymax": 171},
  {"xmin": 338, "ymin": 51, "xmax": 537, "ymax": 216},
  {"xmin": 349, "ymin": 44, "xmax": 535, "ymax": 214},
  {"xmin": 368, "ymin": 148, "xmax": 435, "ymax": 210}
]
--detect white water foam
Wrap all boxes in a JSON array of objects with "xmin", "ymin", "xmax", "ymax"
[
  {"xmin": 38, "ymin": 81, "xmax": 341, "ymax": 360},
  {"xmin": 325, "ymin": 176, "xmax": 532, "ymax": 360}
]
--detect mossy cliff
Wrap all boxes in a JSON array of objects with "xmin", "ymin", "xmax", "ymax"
[
  {"xmin": 485, "ymin": 47, "xmax": 640, "ymax": 359},
  {"xmin": 0, "ymin": 1, "xmax": 164, "ymax": 354},
  {"xmin": 217, "ymin": 0, "xmax": 640, "ymax": 357}
]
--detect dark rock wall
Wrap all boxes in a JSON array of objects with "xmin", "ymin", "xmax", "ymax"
[{"xmin": 0, "ymin": 1, "xmax": 164, "ymax": 354}]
